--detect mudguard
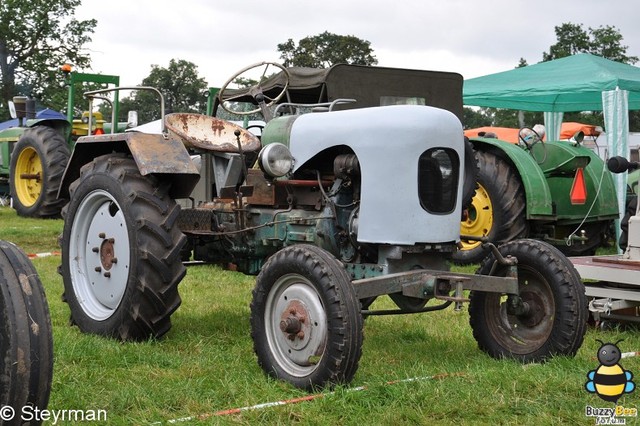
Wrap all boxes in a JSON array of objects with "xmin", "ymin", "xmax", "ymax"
[
  {"xmin": 58, "ymin": 132, "xmax": 200, "ymax": 199},
  {"xmin": 471, "ymin": 137, "xmax": 554, "ymax": 219},
  {"xmin": 540, "ymin": 141, "xmax": 618, "ymax": 221},
  {"xmin": 470, "ymin": 137, "xmax": 619, "ymax": 222}
]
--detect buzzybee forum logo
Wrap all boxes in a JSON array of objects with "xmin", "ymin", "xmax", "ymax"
[
  {"xmin": 586, "ymin": 340, "xmax": 635, "ymax": 402},
  {"xmin": 584, "ymin": 339, "xmax": 637, "ymax": 424}
]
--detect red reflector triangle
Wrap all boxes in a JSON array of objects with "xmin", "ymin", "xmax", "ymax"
[{"xmin": 570, "ymin": 167, "xmax": 587, "ymax": 205}]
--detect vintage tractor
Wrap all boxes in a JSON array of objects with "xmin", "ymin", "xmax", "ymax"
[
  {"xmin": 206, "ymin": 65, "xmax": 619, "ymax": 264},
  {"xmin": 0, "ymin": 66, "xmax": 124, "ymax": 218},
  {"xmin": 459, "ymin": 126, "xmax": 619, "ymax": 264},
  {"xmin": 58, "ymin": 62, "xmax": 588, "ymax": 390}
]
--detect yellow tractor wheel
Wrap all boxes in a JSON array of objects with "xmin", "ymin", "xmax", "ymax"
[
  {"xmin": 9, "ymin": 126, "xmax": 70, "ymax": 217},
  {"xmin": 453, "ymin": 150, "xmax": 527, "ymax": 264},
  {"xmin": 13, "ymin": 145, "xmax": 43, "ymax": 208},
  {"xmin": 460, "ymin": 183, "xmax": 493, "ymax": 251}
]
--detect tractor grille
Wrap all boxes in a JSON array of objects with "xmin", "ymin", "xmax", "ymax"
[{"xmin": 418, "ymin": 148, "xmax": 459, "ymax": 214}]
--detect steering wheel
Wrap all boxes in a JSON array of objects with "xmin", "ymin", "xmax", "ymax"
[
  {"xmin": 246, "ymin": 123, "xmax": 265, "ymax": 131},
  {"xmin": 518, "ymin": 126, "xmax": 542, "ymax": 150},
  {"xmin": 518, "ymin": 126, "xmax": 547, "ymax": 164},
  {"xmin": 218, "ymin": 61, "xmax": 290, "ymax": 116}
]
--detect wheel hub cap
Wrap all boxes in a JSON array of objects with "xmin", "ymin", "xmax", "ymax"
[
  {"xmin": 265, "ymin": 278, "xmax": 328, "ymax": 377},
  {"xmin": 14, "ymin": 147, "xmax": 42, "ymax": 206},
  {"xmin": 69, "ymin": 190, "xmax": 131, "ymax": 320}
]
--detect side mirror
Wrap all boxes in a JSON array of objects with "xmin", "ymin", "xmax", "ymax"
[
  {"xmin": 571, "ymin": 131, "xmax": 585, "ymax": 144},
  {"xmin": 127, "ymin": 111, "xmax": 138, "ymax": 128}
]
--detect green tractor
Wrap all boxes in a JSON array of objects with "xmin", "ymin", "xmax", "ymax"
[
  {"xmin": 458, "ymin": 127, "xmax": 619, "ymax": 264},
  {"xmin": 0, "ymin": 67, "xmax": 122, "ymax": 217}
]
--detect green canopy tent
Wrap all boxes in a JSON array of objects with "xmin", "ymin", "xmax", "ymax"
[{"xmin": 463, "ymin": 53, "xmax": 640, "ymax": 246}]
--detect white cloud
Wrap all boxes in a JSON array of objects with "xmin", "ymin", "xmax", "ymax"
[{"xmin": 74, "ymin": 0, "xmax": 640, "ymax": 87}]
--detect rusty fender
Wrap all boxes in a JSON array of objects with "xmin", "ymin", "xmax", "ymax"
[{"xmin": 59, "ymin": 132, "xmax": 200, "ymax": 199}]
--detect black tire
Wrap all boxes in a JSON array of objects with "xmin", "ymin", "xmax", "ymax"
[
  {"xmin": 0, "ymin": 240, "xmax": 53, "ymax": 420},
  {"xmin": 454, "ymin": 150, "xmax": 527, "ymax": 264},
  {"xmin": 60, "ymin": 153, "xmax": 186, "ymax": 340},
  {"xmin": 250, "ymin": 245, "xmax": 363, "ymax": 390},
  {"xmin": 469, "ymin": 239, "xmax": 588, "ymax": 362},
  {"xmin": 461, "ymin": 137, "xmax": 479, "ymax": 210},
  {"xmin": 10, "ymin": 126, "xmax": 70, "ymax": 218}
]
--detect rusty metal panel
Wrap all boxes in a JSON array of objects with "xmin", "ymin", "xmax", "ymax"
[
  {"xmin": 165, "ymin": 113, "xmax": 261, "ymax": 153},
  {"xmin": 125, "ymin": 132, "xmax": 199, "ymax": 175},
  {"xmin": 61, "ymin": 132, "xmax": 200, "ymax": 199},
  {"xmin": 245, "ymin": 169, "xmax": 274, "ymax": 205}
]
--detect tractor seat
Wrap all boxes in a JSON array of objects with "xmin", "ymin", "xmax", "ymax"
[{"xmin": 164, "ymin": 113, "xmax": 261, "ymax": 153}]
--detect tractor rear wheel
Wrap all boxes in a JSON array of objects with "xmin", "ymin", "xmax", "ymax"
[
  {"xmin": 454, "ymin": 150, "xmax": 527, "ymax": 264},
  {"xmin": 10, "ymin": 126, "xmax": 70, "ymax": 218},
  {"xmin": 60, "ymin": 153, "xmax": 186, "ymax": 340},
  {"xmin": 469, "ymin": 239, "xmax": 587, "ymax": 362},
  {"xmin": 250, "ymin": 245, "xmax": 363, "ymax": 390},
  {"xmin": 0, "ymin": 240, "xmax": 53, "ymax": 416}
]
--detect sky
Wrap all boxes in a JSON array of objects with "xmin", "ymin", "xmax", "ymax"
[{"xmin": 74, "ymin": 0, "xmax": 640, "ymax": 88}]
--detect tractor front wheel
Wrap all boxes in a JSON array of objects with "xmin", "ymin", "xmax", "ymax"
[
  {"xmin": 469, "ymin": 239, "xmax": 587, "ymax": 361},
  {"xmin": 60, "ymin": 153, "xmax": 186, "ymax": 340},
  {"xmin": 250, "ymin": 245, "xmax": 363, "ymax": 390},
  {"xmin": 9, "ymin": 126, "xmax": 70, "ymax": 218}
]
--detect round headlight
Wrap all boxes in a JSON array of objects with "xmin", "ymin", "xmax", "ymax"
[{"xmin": 258, "ymin": 143, "xmax": 294, "ymax": 177}]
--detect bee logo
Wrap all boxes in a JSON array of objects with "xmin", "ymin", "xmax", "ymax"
[{"xmin": 585, "ymin": 339, "xmax": 635, "ymax": 403}]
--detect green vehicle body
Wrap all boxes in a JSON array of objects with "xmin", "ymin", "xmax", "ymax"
[
  {"xmin": 463, "ymin": 135, "xmax": 618, "ymax": 261},
  {"xmin": 471, "ymin": 137, "xmax": 618, "ymax": 220},
  {"xmin": 0, "ymin": 71, "xmax": 120, "ymax": 217}
]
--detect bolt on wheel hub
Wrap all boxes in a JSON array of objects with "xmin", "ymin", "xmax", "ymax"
[
  {"xmin": 99, "ymin": 237, "xmax": 116, "ymax": 270},
  {"xmin": 279, "ymin": 300, "xmax": 309, "ymax": 343}
]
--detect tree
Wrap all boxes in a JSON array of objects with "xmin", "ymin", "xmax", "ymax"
[
  {"xmin": 0, "ymin": 0, "xmax": 96, "ymax": 120},
  {"xmin": 277, "ymin": 32, "xmax": 377, "ymax": 68},
  {"xmin": 543, "ymin": 23, "xmax": 637, "ymax": 64},
  {"xmin": 120, "ymin": 59, "xmax": 208, "ymax": 123},
  {"xmin": 463, "ymin": 107, "xmax": 492, "ymax": 129}
]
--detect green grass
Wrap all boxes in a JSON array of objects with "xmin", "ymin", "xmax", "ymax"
[{"xmin": 1, "ymin": 205, "xmax": 639, "ymax": 425}]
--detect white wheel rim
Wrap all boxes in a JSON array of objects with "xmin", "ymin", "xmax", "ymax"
[
  {"xmin": 69, "ymin": 189, "xmax": 131, "ymax": 320},
  {"xmin": 264, "ymin": 274, "xmax": 328, "ymax": 377}
]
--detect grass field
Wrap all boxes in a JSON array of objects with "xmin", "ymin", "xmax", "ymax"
[{"xmin": 1, "ymin": 205, "xmax": 639, "ymax": 425}]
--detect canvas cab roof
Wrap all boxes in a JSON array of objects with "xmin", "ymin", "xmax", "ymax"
[{"xmin": 215, "ymin": 63, "xmax": 464, "ymax": 120}]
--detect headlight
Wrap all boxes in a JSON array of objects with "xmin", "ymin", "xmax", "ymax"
[{"xmin": 258, "ymin": 143, "xmax": 294, "ymax": 177}]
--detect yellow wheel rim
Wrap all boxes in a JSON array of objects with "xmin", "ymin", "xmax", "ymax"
[
  {"xmin": 13, "ymin": 146, "xmax": 42, "ymax": 207},
  {"xmin": 459, "ymin": 183, "xmax": 493, "ymax": 251}
]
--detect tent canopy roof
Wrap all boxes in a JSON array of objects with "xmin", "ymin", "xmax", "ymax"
[{"xmin": 463, "ymin": 54, "xmax": 640, "ymax": 112}]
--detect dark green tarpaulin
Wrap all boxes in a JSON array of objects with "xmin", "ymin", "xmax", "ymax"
[{"xmin": 463, "ymin": 53, "xmax": 640, "ymax": 112}]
